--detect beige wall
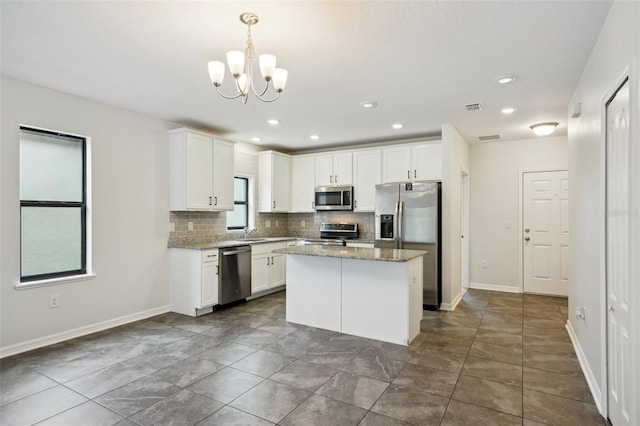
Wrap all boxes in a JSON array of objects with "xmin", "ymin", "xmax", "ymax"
[
  {"xmin": 468, "ymin": 136, "xmax": 568, "ymax": 292},
  {"xmin": 1, "ymin": 77, "xmax": 175, "ymax": 355}
]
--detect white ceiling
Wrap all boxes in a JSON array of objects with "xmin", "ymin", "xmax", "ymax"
[{"xmin": 1, "ymin": 1, "xmax": 612, "ymax": 152}]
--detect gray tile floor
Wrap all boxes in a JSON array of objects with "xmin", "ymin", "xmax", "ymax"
[{"xmin": 0, "ymin": 289, "xmax": 608, "ymax": 425}]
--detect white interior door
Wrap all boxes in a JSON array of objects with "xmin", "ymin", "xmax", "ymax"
[
  {"xmin": 606, "ymin": 77, "xmax": 632, "ymax": 426},
  {"xmin": 523, "ymin": 170, "xmax": 569, "ymax": 296}
]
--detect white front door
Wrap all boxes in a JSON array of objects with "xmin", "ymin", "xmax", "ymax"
[
  {"xmin": 606, "ymin": 77, "xmax": 632, "ymax": 426},
  {"xmin": 523, "ymin": 170, "xmax": 569, "ymax": 296}
]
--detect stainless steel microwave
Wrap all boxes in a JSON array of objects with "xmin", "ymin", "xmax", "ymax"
[{"xmin": 314, "ymin": 186, "xmax": 353, "ymax": 211}]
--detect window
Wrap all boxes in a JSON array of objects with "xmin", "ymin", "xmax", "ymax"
[
  {"xmin": 227, "ymin": 176, "xmax": 249, "ymax": 229},
  {"xmin": 20, "ymin": 126, "xmax": 88, "ymax": 282}
]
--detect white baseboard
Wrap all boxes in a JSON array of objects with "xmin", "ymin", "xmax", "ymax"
[
  {"xmin": 565, "ymin": 320, "xmax": 604, "ymax": 415},
  {"xmin": 440, "ymin": 293, "xmax": 462, "ymax": 311},
  {"xmin": 470, "ymin": 282, "xmax": 521, "ymax": 293},
  {"xmin": 0, "ymin": 305, "xmax": 170, "ymax": 359}
]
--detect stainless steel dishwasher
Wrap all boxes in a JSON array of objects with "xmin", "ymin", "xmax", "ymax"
[{"xmin": 218, "ymin": 245, "xmax": 252, "ymax": 305}]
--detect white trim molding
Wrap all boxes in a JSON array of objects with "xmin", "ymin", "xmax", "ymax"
[
  {"xmin": 440, "ymin": 292, "xmax": 462, "ymax": 311},
  {"xmin": 470, "ymin": 282, "xmax": 521, "ymax": 294},
  {"xmin": 566, "ymin": 320, "xmax": 604, "ymax": 415},
  {"xmin": 0, "ymin": 305, "xmax": 170, "ymax": 359}
]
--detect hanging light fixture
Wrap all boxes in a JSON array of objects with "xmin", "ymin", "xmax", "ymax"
[
  {"xmin": 529, "ymin": 122, "xmax": 559, "ymax": 136},
  {"xmin": 207, "ymin": 13, "xmax": 288, "ymax": 104}
]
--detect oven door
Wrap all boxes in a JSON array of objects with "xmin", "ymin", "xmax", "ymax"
[{"xmin": 314, "ymin": 186, "xmax": 352, "ymax": 211}]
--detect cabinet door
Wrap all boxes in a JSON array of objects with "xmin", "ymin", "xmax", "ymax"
[
  {"xmin": 269, "ymin": 253, "xmax": 286, "ymax": 288},
  {"xmin": 291, "ymin": 156, "xmax": 315, "ymax": 212},
  {"xmin": 412, "ymin": 143, "xmax": 442, "ymax": 181},
  {"xmin": 212, "ymin": 139, "xmax": 235, "ymax": 211},
  {"xmin": 353, "ymin": 150, "xmax": 381, "ymax": 211},
  {"xmin": 382, "ymin": 146, "xmax": 411, "ymax": 183},
  {"xmin": 186, "ymin": 133, "xmax": 214, "ymax": 209},
  {"xmin": 314, "ymin": 154, "xmax": 334, "ymax": 186},
  {"xmin": 200, "ymin": 261, "xmax": 219, "ymax": 308},
  {"xmin": 333, "ymin": 152, "xmax": 353, "ymax": 185},
  {"xmin": 251, "ymin": 255, "xmax": 270, "ymax": 294},
  {"xmin": 272, "ymin": 153, "xmax": 291, "ymax": 212}
]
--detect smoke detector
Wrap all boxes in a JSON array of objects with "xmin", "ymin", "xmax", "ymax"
[{"xmin": 464, "ymin": 103, "xmax": 483, "ymax": 112}]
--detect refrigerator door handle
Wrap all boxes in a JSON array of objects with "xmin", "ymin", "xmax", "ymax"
[
  {"xmin": 398, "ymin": 200, "xmax": 404, "ymax": 246},
  {"xmin": 394, "ymin": 200, "xmax": 400, "ymax": 242}
]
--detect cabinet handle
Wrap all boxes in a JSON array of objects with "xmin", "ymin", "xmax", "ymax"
[
  {"xmin": 214, "ymin": 196, "xmax": 218, "ymax": 206},
  {"xmin": 209, "ymin": 196, "xmax": 212, "ymax": 206},
  {"xmin": 267, "ymin": 257, "xmax": 270, "ymax": 266},
  {"xmin": 407, "ymin": 170, "xmax": 410, "ymax": 179},
  {"xmin": 215, "ymin": 265, "xmax": 219, "ymax": 275},
  {"xmin": 312, "ymin": 201, "xmax": 315, "ymax": 209},
  {"xmin": 330, "ymin": 175, "xmax": 333, "ymax": 183},
  {"xmin": 273, "ymin": 200, "xmax": 276, "ymax": 209},
  {"xmin": 271, "ymin": 256, "xmax": 274, "ymax": 264},
  {"xmin": 207, "ymin": 254, "xmax": 216, "ymax": 258},
  {"xmin": 354, "ymin": 200, "xmax": 357, "ymax": 208},
  {"xmin": 335, "ymin": 175, "xmax": 338, "ymax": 183},
  {"xmin": 414, "ymin": 170, "xmax": 417, "ymax": 178}
]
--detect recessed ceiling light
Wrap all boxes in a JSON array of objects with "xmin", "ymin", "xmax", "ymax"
[
  {"xmin": 501, "ymin": 107, "xmax": 517, "ymax": 114},
  {"xmin": 496, "ymin": 75, "xmax": 517, "ymax": 84},
  {"xmin": 392, "ymin": 123, "xmax": 403, "ymax": 129},
  {"xmin": 529, "ymin": 122, "xmax": 559, "ymax": 136},
  {"xmin": 267, "ymin": 119, "xmax": 280, "ymax": 125},
  {"xmin": 251, "ymin": 137, "xmax": 261, "ymax": 142},
  {"xmin": 360, "ymin": 101, "xmax": 378, "ymax": 109},
  {"xmin": 310, "ymin": 134, "xmax": 320, "ymax": 140}
]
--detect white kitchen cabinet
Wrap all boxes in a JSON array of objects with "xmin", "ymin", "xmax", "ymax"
[
  {"xmin": 315, "ymin": 152, "xmax": 352, "ymax": 186},
  {"xmin": 353, "ymin": 149, "xmax": 381, "ymax": 212},
  {"xmin": 169, "ymin": 128, "xmax": 235, "ymax": 211},
  {"xmin": 169, "ymin": 248, "xmax": 219, "ymax": 316},
  {"xmin": 251, "ymin": 241, "xmax": 288, "ymax": 294},
  {"xmin": 290, "ymin": 155, "xmax": 315, "ymax": 212},
  {"xmin": 259, "ymin": 151, "xmax": 291, "ymax": 212},
  {"xmin": 382, "ymin": 142, "xmax": 442, "ymax": 183}
]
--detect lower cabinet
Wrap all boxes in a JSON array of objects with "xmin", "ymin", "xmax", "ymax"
[
  {"xmin": 169, "ymin": 248, "xmax": 219, "ymax": 316},
  {"xmin": 251, "ymin": 241, "xmax": 294, "ymax": 294}
]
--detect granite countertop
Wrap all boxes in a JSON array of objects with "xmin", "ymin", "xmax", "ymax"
[
  {"xmin": 168, "ymin": 236, "xmax": 296, "ymax": 250},
  {"xmin": 273, "ymin": 245, "xmax": 427, "ymax": 262}
]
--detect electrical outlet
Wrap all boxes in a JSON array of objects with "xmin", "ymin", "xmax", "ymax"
[
  {"xmin": 169, "ymin": 222, "xmax": 175, "ymax": 232},
  {"xmin": 188, "ymin": 222, "xmax": 193, "ymax": 231},
  {"xmin": 301, "ymin": 220, "xmax": 306, "ymax": 227},
  {"xmin": 49, "ymin": 295, "xmax": 59, "ymax": 309},
  {"xmin": 266, "ymin": 220, "xmax": 271, "ymax": 228},
  {"xmin": 481, "ymin": 259, "xmax": 488, "ymax": 268}
]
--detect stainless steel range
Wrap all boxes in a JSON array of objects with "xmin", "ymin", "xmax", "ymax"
[{"xmin": 301, "ymin": 223, "xmax": 358, "ymax": 246}]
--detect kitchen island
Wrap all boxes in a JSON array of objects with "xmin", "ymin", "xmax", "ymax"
[{"xmin": 272, "ymin": 245, "xmax": 426, "ymax": 346}]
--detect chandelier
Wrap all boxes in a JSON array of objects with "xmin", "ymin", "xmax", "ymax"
[{"xmin": 207, "ymin": 13, "xmax": 288, "ymax": 104}]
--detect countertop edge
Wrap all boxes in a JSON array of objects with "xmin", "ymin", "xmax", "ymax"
[{"xmin": 273, "ymin": 246, "xmax": 427, "ymax": 263}]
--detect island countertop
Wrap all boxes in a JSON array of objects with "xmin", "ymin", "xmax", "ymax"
[{"xmin": 272, "ymin": 245, "xmax": 427, "ymax": 262}]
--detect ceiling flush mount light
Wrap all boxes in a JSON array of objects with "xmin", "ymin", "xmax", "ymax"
[
  {"xmin": 251, "ymin": 137, "xmax": 261, "ymax": 142},
  {"xmin": 360, "ymin": 101, "xmax": 377, "ymax": 109},
  {"xmin": 496, "ymin": 75, "xmax": 516, "ymax": 84},
  {"xmin": 310, "ymin": 134, "xmax": 320, "ymax": 140},
  {"xmin": 267, "ymin": 119, "xmax": 280, "ymax": 125},
  {"xmin": 392, "ymin": 123, "xmax": 403, "ymax": 129},
  {"xmin": 207, "ymin": 13, "xmax": 288, "ymax": 104},
  {"xmin": 530, "ymin": 122, "xmax": 559, "ymax": 136},
  {"xmin": 501, "ymin": 107, "xmax": 517, "ymax": 114}
]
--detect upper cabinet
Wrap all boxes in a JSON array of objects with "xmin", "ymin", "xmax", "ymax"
[
  {"xmin": 382, "ymin": 141, "xmax": 442, "ymax": 183},
  {"xmin": 315, "ymin": 152, "xmax": 353, "ymax": 186},
  {"xmin": 290, "ymin": 155, "xmax": 315, "ymax": 212},
  {"xmin": 259, "ymin": 151, "xmax": 291, "ymax": 212},
  {"xmin": 353, "ymin": 149, "xmax": 381, "ymax": 212},
  {"xmin": 169, "ymin": 128, "xmax": 235, "ymax": 211}
]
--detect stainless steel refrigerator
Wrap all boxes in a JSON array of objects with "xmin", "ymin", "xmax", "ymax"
[{"xmin": 374, "ymin": 182, "xmax": 441, "ymax": 309}]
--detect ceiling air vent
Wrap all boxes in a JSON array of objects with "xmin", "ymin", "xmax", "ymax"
[
  {"xmin": 478, "ymin": 134, "xmax": 501, "ymax": 141},
  {"xmin": 464, "ymin": 103, "xmax": 482, "ymax": 112}
]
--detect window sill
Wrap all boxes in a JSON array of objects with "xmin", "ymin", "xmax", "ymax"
[{"xmin": 15, "ymin": 273, "xmax": 96, "ymax": 290}]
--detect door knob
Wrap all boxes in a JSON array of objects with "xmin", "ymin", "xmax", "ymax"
[
  {"xmin": 609, "ymin": 305, "xmax": 615, "ymax": 312},
  {"xmin": 524, "ymin": 237, "xmax": 530, "ymax": 241}
]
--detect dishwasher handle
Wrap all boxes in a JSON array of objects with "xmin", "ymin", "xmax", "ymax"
[{"xmin": 221, "ymin": 247, "xmax": 252, "ymax": 256}]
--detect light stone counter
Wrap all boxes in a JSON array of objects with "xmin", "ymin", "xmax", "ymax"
[
  {"xmin": 168, "ymin": 236, "xmax": 296, "ymax": 250},
  {"xmin": 273, "ymin": 245, "xmax": 427, "ymax": 262}
]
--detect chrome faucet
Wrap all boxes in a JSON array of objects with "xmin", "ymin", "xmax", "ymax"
[{"xmin": 243, "ymin": 227, "xmax": 257, "ymax": 240}]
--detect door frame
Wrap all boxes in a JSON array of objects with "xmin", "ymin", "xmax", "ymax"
[
  {"xmin": 460, "ymin": 168, "xmax": 470, "ymax": 295},
  {"xmin": 518, "ymin": 167, "xmax": 568, "ymax": 294}
]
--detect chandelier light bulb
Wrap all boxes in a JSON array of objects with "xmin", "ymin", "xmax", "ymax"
[
  {"xmin": 226, "ymin": 51, "xmax": 245, "ymax": 77},
  {"xmin": 208, "ymin": 61, "xmax": 225, "ymax": 86},
  {"xmin": 272, "ymin": 68, "xmax": 288, "ymax": 92},
  {"xmin": 259, "ymin": 54, "xmax": 276, "ymax": 80}
]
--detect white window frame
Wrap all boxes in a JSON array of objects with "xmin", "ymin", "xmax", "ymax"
[{"xmin": 226, "ymin": 174, "xmax": 255, "ymax": 232}]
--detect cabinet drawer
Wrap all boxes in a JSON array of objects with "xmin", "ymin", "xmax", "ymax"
[
  {"xmin": 251, "ymin": 241, "xmax": 287, "ymax": 255},
  {"xmin": 201, "ymin": 249, "xmax": 218, "ymax": 262}
]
